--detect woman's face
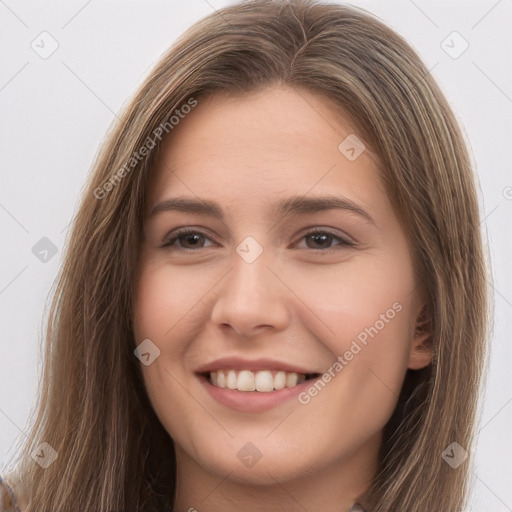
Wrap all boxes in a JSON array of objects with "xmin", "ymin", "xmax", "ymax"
[{"xmin": 133, "ymin": 85, "xmax": 431, "ymax": 489}]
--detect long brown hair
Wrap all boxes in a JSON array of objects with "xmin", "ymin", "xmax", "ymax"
[{"xmin": 2, "ymin": 1, "xmax": 488, "ymax": 510}]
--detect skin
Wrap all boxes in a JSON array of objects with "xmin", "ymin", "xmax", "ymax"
[{"xmin": 133, "ymin": 85, "xmax": 432, "ymax": 512}]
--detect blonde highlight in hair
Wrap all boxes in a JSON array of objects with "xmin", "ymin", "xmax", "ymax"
[{"xmin": 3, "ymin": 1, "xmax": 488, "ymax": 511}]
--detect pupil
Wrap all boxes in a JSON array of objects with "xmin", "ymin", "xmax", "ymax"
[
  {"xmin": 185, "ymin": 234, "xmax": 201, "ymax": 247},
  {"xmin": 310, "ymin": 234, "xmax": 330, "ymax": 248}
]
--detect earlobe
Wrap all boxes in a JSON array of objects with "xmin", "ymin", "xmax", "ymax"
[{"xmin": 408, "ymin": 304, "xmax": 433, "ymax": 370}]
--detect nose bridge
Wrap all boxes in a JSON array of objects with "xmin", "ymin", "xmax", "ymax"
[
  {"xmin": 226, "ymin": 240, "xmax": 276, "ymax": 306},
  {"xmin": 210, "ymin": 238, "xmax": 290, "ymax": 333}
]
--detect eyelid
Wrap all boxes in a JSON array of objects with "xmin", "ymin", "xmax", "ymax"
[
  {"xmin": 161, "ymin": 227, "xmax": 218, "ymax": 249},
  {"xmin": 294, "ymin": 227, "xmax": 355, "ymax": 247},
  {"xmin": 161, "ymin": 226, "xmax": 355, "ymax": 252}
]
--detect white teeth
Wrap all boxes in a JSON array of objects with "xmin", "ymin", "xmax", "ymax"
[
  {"xmin": 286, "ymin": 372, "xmax": 298, "ymax": 387},
  {"xmin": 255, "ymin": 370, "xmax": 274, "ymax": 392},
  {"xmin": 237, "ymin": 370, "xmax": 256, "ymax": 391},
  {"xmin": 226, "ymin": 370, "xmax": 238, "ymax": 390},
  {"xmin": 208, "ymin": 369, "xmax": 308, "ymax": 392},
  {"xmin": 273, "ymin": 371, "xmax": 287, "ymax": 390}
]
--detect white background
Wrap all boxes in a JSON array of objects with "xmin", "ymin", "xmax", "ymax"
[{"xmin": 0, "ymin": 0, "xmax": 511, "ymax": 510}]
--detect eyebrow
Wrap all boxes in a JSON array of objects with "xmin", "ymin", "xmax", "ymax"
[{"xmin": 149, "ymin": 195, "xmax": 375, "ymax": 225}]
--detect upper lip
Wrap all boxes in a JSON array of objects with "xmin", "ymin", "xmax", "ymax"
[{"xmin": 195, "ymin": 356, "xmax": 319, "ymax": 374}]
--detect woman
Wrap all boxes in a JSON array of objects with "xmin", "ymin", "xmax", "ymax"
[{"xmin": 0, "ymin": 0, "xmax": 488, "ymax": 510}]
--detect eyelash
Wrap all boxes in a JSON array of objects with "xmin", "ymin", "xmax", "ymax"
[{"xmin": 161, "ymin": 227, "xmax": 354, "ymax": 252}]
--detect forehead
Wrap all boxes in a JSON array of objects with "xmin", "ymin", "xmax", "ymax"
[{"xmin": 147, "ymin": 85, "xmax": 385, "ymax": 216}]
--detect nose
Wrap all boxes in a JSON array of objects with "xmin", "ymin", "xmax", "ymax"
[{"xmin": 210, "ymin": 248, "xmax": 291, "ymax": 338}]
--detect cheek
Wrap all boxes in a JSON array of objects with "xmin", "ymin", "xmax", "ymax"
[
  {"xmin": 133, "ymin": 262, "xmax": 179, "ymax": 342},
  {"xmin": 290, "ymin": 252, "xmax": 416, "ymax": 432},
  {"xmin": 132, "ymin": 262, "xmax": 212, "ymax": 441},
  {"xmin": 133, "ymin": 259, "xmax": 215, "ymax": 344},
  {"xmin": 289, "ymin": 248, "xmax": 416, "ymax": 357}
]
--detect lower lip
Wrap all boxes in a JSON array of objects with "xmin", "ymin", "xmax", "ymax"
[{"xmin": 198, "ymin": 374, "xmax": 314, "ymax": 413}]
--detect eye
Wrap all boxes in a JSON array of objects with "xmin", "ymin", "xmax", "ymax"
[
  {"xmin": 296, "ymin": 229, "xmax": 354, "ymax": 251},
  {"xmin": 161, "ymin": 227, "xmax": 354, "ymax": 252},
  {"xmin": 161, "ymin": 228, "xmax": 216, "ymax": 250}
]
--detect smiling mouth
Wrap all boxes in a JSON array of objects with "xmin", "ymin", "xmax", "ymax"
[{"xmin": 202, "ymin": 369, "xmax": 321, "ymax": 392}]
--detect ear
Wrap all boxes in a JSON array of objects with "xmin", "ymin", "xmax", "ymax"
[{"xmin": 407, "ymin": 303, "xmax": 433, "ymax": 370}]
